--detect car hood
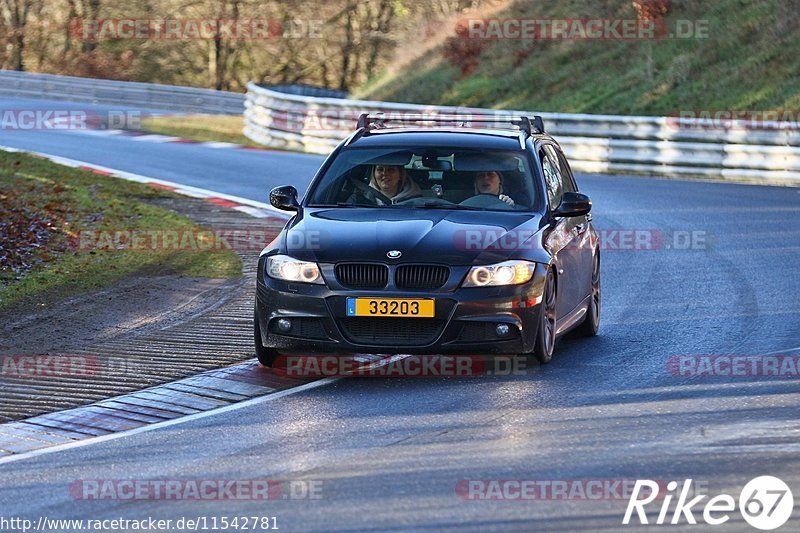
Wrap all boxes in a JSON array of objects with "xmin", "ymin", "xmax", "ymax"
[{"xmin": 281, "ymin": 207, "xmax": 545, "ymax": 265}]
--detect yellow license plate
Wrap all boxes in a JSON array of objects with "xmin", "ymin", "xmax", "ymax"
[{"xmin": 346, "ymin": 298, "xmax": 434, "ymax": 318}]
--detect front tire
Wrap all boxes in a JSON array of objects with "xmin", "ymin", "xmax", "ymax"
[
  {"xmin": 533, "ymin": 268, "xmax": 557, "ymax": 364},
  {"xmin": 576, "ymin": 251, "xmax": 600, "ymax": 337},
  {"xmin": 254, "ymin": 302, "xmax": 279, "ymax": 367}
]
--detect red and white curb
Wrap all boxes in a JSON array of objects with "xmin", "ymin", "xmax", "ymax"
[
  {"xmin": 0, "ymin": 362, "xmax": 326, "ymax": 463},
  {"xmin": 78, "ymin": 128, "xmax": 280, "ymax": 153},
  {"xmin": 0, "ymin": 355, "xmax": 393, "ymax": 464},
  {"xmin": 0, "ymin": 143, "xmax": 289, "ymax": 221}
]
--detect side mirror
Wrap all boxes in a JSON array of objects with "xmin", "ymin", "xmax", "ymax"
[
  {"xmin": 269, "ymin": 185, "xmax": 300, "ymax": 211},
  {"xmin": 552, "ymin": 191, "xmax": 591, "ymax": 218}
]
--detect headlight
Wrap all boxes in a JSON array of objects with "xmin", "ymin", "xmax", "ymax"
[
  {"xmin": 266, "ymin": 255, "xmax": 323, "ymax": 284},
  {"xmin": 462, "ymin": 260, "xmax": 536, "ymax": 287}
]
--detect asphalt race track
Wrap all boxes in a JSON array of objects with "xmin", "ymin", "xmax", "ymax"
[{"xmin": 1, "ymin": 98, "xmax": 799, "ymax": 530}]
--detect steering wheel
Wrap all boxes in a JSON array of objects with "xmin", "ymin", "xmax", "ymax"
[
  {"xmin": 459, "ymin": 193, "xmax": 514, "ymax": 209},
  {"xmin": 348, "ymin": 177, "xmax": 392, "ymax": 205}
]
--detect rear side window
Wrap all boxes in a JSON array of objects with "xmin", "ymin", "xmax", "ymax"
[
  {"xmin": 548, "ymin": 145, "xmax": 577, "ymax": 193},
  {"xmin": 540, "ymin": 147, "xmax": 563, "ymax": 208}
]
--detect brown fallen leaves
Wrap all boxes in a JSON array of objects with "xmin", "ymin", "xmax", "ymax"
[{"xmin": 0, "ymin": 185, "xmax": 70, "ymax": 281}]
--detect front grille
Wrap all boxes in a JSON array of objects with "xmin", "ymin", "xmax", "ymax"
[
  {"xmin": 395, "ymin": 265, "xmax": 450, "ymax": 290},
  {"xmin": 335, "ymin": 263, "xmax": 388, "ymax": 289},
  {"xmin": 338, "ymin": 318, "xmax": 444, "ymax": 346}
]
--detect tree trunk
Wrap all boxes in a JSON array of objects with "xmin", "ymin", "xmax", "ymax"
[
  {"xmin": 339, "ymin": 0, "xmax": 356, "ymax": 91},
  {"xmin": 209, "ymin": 38, "xmax": 221, "ymax": 89},
  {"xmin": 12, "ymin": 31, "xmax": 24, "ymax": 70},
  {"xmin": 366, "ymin": 0, "xmax": 392, "ymax": 80},
  {"xmin": 2, "ymin": 0, "xmax": 30, "ymax": 71},
  {"xmin": 81, "ymin": 0, "xmax": 101, "ymax": 54},
  {"xmin": 64, "ymin": 0, "xmax": 78, "ymax": 55}
]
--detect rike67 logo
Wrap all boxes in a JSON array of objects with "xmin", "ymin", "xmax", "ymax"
[{"xmin": 623, "ymin": 476, "xmax": 794, "ymax": 530}]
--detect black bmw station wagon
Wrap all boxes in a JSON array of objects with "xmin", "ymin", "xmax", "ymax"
[{"xmin": 255, "ymin": 114, "xmax": 600, "ymax": 365}]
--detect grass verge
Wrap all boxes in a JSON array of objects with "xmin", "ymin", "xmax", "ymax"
[
  {"xmin": 0, "ymin": 150, "xmax": 241, "ymax": 311},
  {"xmin": 141, "ymin": 114, "xmax": 262, "ymax": 147}
]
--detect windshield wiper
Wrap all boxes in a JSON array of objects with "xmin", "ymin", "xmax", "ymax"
[
  {"xmin": 334, "ymin": 202, "xmax": 403, "ymax": 208},
  {"xmin": 335, "ymin": 202, "xmax": 376, "ymax": 208},
  {"xmin": 417, "ymin": 202, "xmax": 484, "ymax": 210}
]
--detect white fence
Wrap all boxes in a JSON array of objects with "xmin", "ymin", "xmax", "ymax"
[
  {"xmin": 0, "ymin": 70, "xmax": 244, "ymax": 114},
  {"xmin": 245, "ymin": 82, "xmax": 800, "ymax": 184},
  {"xmin": 1, "ymin": 70, "xmax": 797, "ymax": 184}
]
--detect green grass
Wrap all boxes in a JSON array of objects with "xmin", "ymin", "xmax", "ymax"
[
  {"xmin": 141, "ymin": 114, "xmax": 261, "ymax": 147},
  {"xmin": 357, "ymin": 0, "xmax": 800, "ymax": 115},
  {"xmin": 0, "ymin": 150, "xmax": 241, "ymax": 310}
]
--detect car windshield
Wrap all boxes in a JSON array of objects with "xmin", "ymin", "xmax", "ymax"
[{"xmin": 307, "ymin": 146, "xmax": 539, "ymax": 211}]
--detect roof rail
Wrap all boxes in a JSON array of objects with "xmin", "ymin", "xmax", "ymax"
[
  {"xmin": 354, "ymin": 112, "xmax": 545, "ymax": 137},
  {"xmin": 344, "ymin": 125, "xmax": 366, "ymax": 146}
]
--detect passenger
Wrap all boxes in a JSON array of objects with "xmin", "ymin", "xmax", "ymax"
[{"xmin": 474, "ymin": 171, "xmax": 514, "ymax": 206}]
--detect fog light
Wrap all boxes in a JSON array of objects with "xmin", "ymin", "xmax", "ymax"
[
  {"xmin": 495, "ymin": 323, "xmax": 510, "ymax": 337},
  {"xmin": 277, "ymin": 318, "xmax": 293, "ymax": 332}
]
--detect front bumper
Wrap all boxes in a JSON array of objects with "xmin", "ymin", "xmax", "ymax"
[{"xmin": 255, "ymin": 260, "xmax": 548, "ymax": 355}]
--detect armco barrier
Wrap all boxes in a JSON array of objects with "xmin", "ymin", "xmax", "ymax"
[
  {"xmin": 0, "ymin": 70, "xmax": 244, "ymax": 114},
  {"xmin": 1, "ymin": 71, "xmax": 797, "ymax": 183},
  {"xmin": 244, "ymin": 82, "xmax": 800, "ymax": 184}
]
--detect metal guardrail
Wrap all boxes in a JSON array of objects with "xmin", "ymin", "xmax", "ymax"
[
  {"xmin": 244, "ymin": 82, "xmax": 800, "ymax": 184},
  {"xmin": 265, "ymin": 84, "xmax": 348, "ymax": 99},
  {"xmin": 1, "ymin": 71, "xmax": 797, "ymax": 183},
  {"xmin": 0, "ymin": 70, "xmax": 244, "ymax": 114}
]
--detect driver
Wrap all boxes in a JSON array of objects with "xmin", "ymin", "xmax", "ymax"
[
  {"xmin": 474, "ymin": 171, "xmax": 514, "ymax": 206},
  {"xmin": 362, "ymin": 165, "xmax": 421, "ymax": 204}
]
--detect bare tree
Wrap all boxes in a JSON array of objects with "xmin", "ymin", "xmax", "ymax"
[
  {"xmin": 0, "ymin": 0, "xmax": 38, "ymax": 70},
  {"xmin": 1, "ymin": 0, "xmax": 493, "ymax": 92},
  {"xmin": 338, "ymin": 0, "xmax": 357, "ymax": 90},
  {"xmin": 64, "ymin": 0, "xmax": 101, "ymax": 54},
  {"xmin": 365, "ymin": 0, "xmax": 393, "ymax": 80}
]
